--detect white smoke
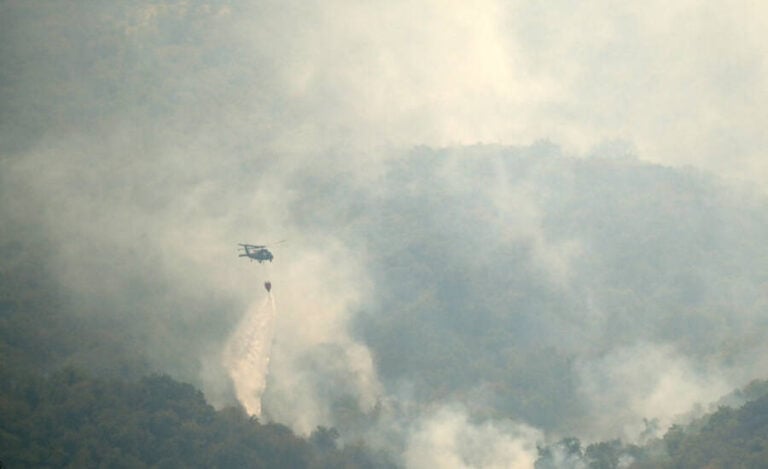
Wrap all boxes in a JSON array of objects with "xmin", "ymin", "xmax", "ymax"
[
  {"xmin": 222, "ymin": 293, "xmax": 277, "ymax": 416},
  {"xmin": 404, "ymin": 405, "xmax": 543, "ymax": 469},
  {"xmin": 576, "ymin": 342, "xmax": 732, "ymax": 441},
  {"xmin": 259, "ymin": 242, "xmax": 383, "ymax": 434}
]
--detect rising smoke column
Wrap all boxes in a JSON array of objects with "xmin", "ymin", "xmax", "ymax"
[{"xmin": 223, "ymin": 292, "xmax": 277, "ymax": 416}]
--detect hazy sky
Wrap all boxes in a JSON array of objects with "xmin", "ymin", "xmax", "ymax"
[
  {"xmin": 3, "ymin": 0, "xmax": 766, "ymax": 178},
  {"xmin": 214, "ymin": 0, "xmax": 768, "ymax": 182}
]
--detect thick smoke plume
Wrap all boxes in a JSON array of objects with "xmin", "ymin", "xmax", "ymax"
[
  {"xmin": 3, "ymin": 2, "xmax": 768, "ymax": 466},
  {"xmin": 404, "ymin": 406, "xmax": 542, "ymax": 469}
]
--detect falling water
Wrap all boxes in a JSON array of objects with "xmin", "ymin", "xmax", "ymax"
[{"xmin": 223, "ymin": 292, "xmax": 277, "ymax": 416}]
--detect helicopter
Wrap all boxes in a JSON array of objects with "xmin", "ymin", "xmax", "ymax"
[{"xmin": 238, "ymin": 241, "xmax": 284, "ymax": 263}]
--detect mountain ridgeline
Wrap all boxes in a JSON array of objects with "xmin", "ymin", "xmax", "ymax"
[{"xmin": 286, "ymin": 144, "xmax": 768, "ymax": 435}]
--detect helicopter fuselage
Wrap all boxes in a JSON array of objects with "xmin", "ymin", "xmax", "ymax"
[{"xmin": 238, "ymin": 244, "xmax": 274, "ymax": 263}]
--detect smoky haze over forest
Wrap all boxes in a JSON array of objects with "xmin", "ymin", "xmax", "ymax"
[{"xmin": 2, "ymin": 1, "xmax": 768, "ymax": 467}]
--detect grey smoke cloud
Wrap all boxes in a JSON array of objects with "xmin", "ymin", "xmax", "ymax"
[
  {"xmin": 217, "ymin": 0, "xmax": 768, "ymax": 182},
  {"xmin": 404, "ymin": 405, "xmax": 542, "ymax": 469},
  {"xmin": 575, "ymin": 342, "xmax": 732, "ymax": 441},
  {"xmin": 3, "ymin": 2, "xmax": 768, "ymax": 466},
  {"xmin": 4, "ymin": 1, "xmax": 766, "ymax": 177}
]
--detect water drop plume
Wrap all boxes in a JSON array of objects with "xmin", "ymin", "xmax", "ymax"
[{"xmin": 223, "ymin": 292, "xmax": 277, "ymax": 416}]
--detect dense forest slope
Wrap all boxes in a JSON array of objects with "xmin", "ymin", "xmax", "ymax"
[
  {"xmin": 0, "ymin": 369, "xmax": 392, "ymax": 468},
  {"xmin": 535, "ymin": 380, "xmax": 768, "ymax": 468}
]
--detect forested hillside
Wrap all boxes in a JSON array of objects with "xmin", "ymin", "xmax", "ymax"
[
  {"xmin": 0, "ymin": 237, "xmax": 391, "ymax": 468},
  {"xmin": 535, "ymin": 379, "xmax": 768, "ymax": 468},
  {"xmin": 659, "ymin": 391, "xmax": 768, "ymax": 468},
  {"xmin": 292, "ymin": 145, "xmax": 768, "ymax": 436},
  {"xmin": 6, "ymin": 143, "xmax": 768, "ymax": 466},
  {"xmin": 0, "ymin": 369, "xmax": 392, "ymax": 468},
  {"xmin": 4, "ymin": 1, "xmax": 768, "ymax": 467}
]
